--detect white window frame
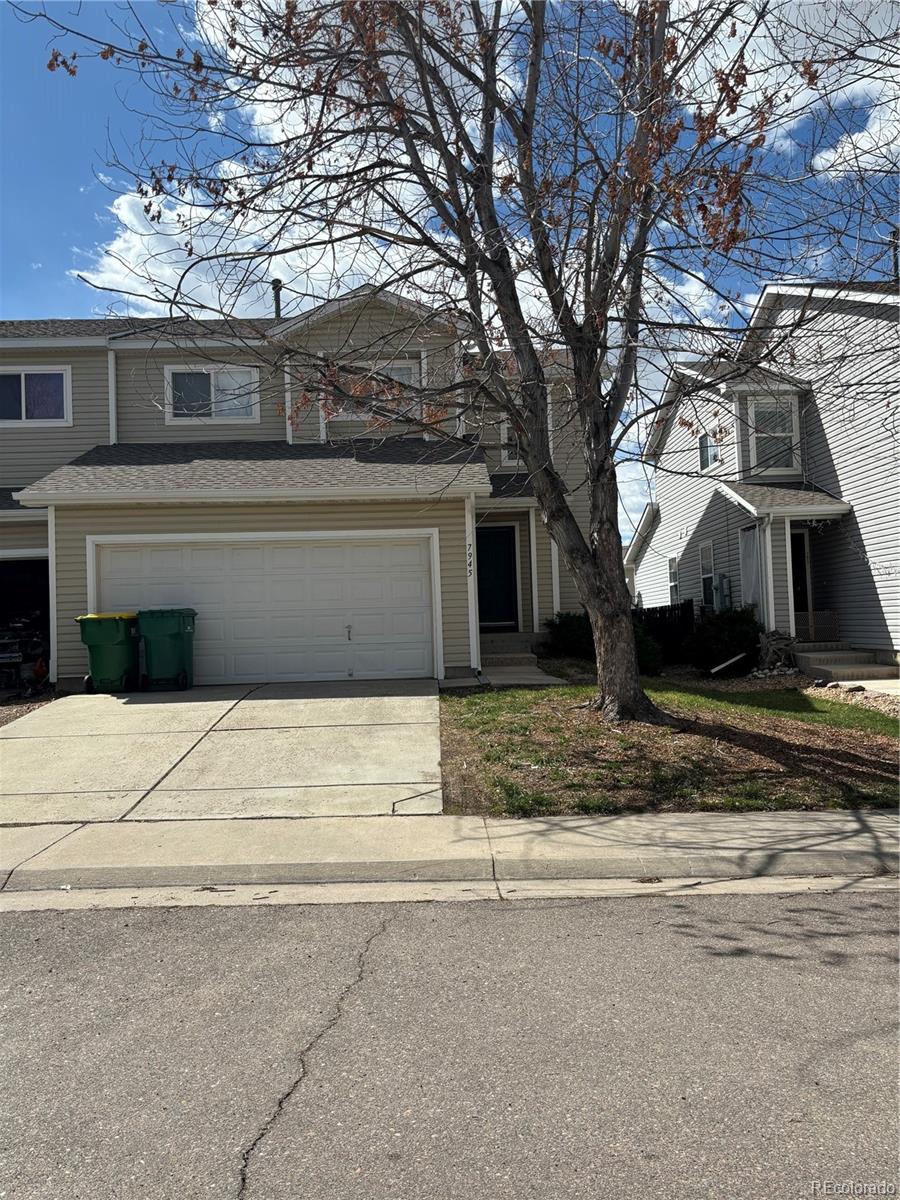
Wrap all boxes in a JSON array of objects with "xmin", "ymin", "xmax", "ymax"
[
  {"xmin": 699, "ymin": 540, "xmax": 715, "ymax": 609},
  {"xmin": 698, "ymin": 432, "xmax": 720, "ymax": 472},
  {"xmin": 668, "ymin": 557, "xmax": 679, "ymax": 605},
  {"xmin": 748, "ymin": 395, "xmax": 801, "ymax": 476},
  {"xmin": 499, "ymin": 415, "xmax": 524, "ymax": 468},
  {"xmin": 325, "ymin": 359, "xmax": 421, "ymax": 423},
  {"xmin": 164, "ymin": 364, "xmax": 261, "ymax": 425},
  {"xmin": 0, "ymin": 366, "xmax": 72, "ymax": 428}
]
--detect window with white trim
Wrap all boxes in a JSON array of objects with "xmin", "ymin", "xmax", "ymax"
[
  {"xmin": 328, "ymin": 360, "xmax": 420, "ymax": 421},
  {"xmin": 749, "ymin": 396, "xmax": 799, "ymax": 473},
  {"xmin": 0, "ymin": 367, "xmax": 71, "ymax": 426},
  {"xmin": 165, "ymin": 365, "xmax": 259, "ymax": 422},
  {"xmin": 698, "ymin": 432, "xmax": 720, "ymax": 471},
  {"xmin": 700, "ymin": 541, "xmax": 715, "ymax": 608},
  {"xmin": 668, "ymin": 557, "xmax": 679, "ymax": 605}
]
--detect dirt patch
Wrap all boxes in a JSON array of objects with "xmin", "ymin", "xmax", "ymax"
[{"xmin": 441, "ymin": 680, "xmax": 896, "ymax": 819}]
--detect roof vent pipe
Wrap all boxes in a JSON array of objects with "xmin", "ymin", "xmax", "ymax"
[{"xmin": 271, "ymin": 278, "xmax": 283, "ymax": 320}]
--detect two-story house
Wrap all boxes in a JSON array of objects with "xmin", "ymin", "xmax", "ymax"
[
  {"xmin": 628, "ymin": 280, "xmax": 899, "ymax": 681},
  {"xmin": 1, "ymin": 286, "xmax": 587, "ymax": 689}
]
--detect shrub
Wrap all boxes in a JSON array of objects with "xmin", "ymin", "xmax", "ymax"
[
  {"xmin": 632, "ymin": 622, "xmax": 664, "ymax": 676},
  {"xmin": 543, "ymin": 610, "xmax": 594, "ymax": 659},
  {"xmin": 683, "ymin": 606, "xmax": 763, "ymax": 675},
  {"xmin": 543, "ymin": 609, "xmax": 663, "ymax": 675}
]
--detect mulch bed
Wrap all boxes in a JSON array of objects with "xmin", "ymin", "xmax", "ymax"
[{"xmin": 0, "ymin": 691, "xmax": 58, "ymax": 729}]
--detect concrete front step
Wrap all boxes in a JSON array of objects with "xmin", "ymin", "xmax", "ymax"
[
  {"xmin": 481, "ymin": 653, "xmax": 539, "ymax": 667},
  {"xmin": 480, "ymin": 634, "xmax": 536, "ymax": 653},
  {"xmin": 795, "ymin": 650, "xmax": 877, "ymax": 668},
  {"xmin": 806, "ymin": 664, "xmax": 899, "ymax": 682},
  {"xmin": 793, "ymin": 641, "xmax": 851, "ymax": 653}
]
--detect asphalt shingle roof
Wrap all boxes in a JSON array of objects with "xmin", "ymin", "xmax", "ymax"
[
  {"xmin": 488, "ymin": 472, "xmax": 535, "ymax": 500},
  {"xmin": 0, "ymin": 317, "xmax": 279, "ymax": 340},
  {"xmin": 14, "ymin": 439, "xmax": 492, "ymax": 502},
  {"xmin": 720, "ymin": 481, "xmax": 850, "ymax": 515}
]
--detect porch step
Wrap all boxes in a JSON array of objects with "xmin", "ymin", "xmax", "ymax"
[
  {"xmin": 481, "ymin": 652, "xmax": 539, "ymax": 668},
  {"xmin": 794, "ymin": 650, "xmax": 878, "ymax": 669},
  {"xmin": 793, "ymin": 641, "xmax": 851, "ymax": 653},
  {"xmin": 480, "ymin": 633, "xmax": 536, "ymax": 653},
  {"xmin": 807, "ymin": 664, "xmax": 899, "ymax": 682}
]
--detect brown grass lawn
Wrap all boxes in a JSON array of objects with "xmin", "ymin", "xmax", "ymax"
[{"xmin": 440, "ymin": 663, "xmax": 898, "ymax": 818}]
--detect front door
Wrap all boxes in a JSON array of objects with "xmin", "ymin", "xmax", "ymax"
[{"xmin": 476, "ymin": 526, "xmax": 519, "ymax": 630}]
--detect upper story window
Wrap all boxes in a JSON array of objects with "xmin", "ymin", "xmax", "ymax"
[
  {"xmin": 0, "ymin": 367, "xmax": 72, "ymax": 427},
  {"xmin": 164, "ymin": 365, "xmax": 260, "ymax": 424},
  {"xmin": 698, "ymin": 432, "xmax": 720, "ymax": 471},
  {"xmin": 326, "ymin": 359, "xmax": 421, "ymax": 422},
  {"xmin": 749, "ymin": 396, "xmax": 800, "ymax": 474}
]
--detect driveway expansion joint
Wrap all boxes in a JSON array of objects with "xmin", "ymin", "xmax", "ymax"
[
  {"xmin": 118, "ymin": 685, "xmax": 262, "ymax": 821},
  {"xmin": 236, "ymin": 913, "xmax": 394, "ymax": 1199}
]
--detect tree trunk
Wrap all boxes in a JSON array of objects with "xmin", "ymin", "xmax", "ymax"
[{"xmin": 582, "ymin": 465, "xmax": 667, "ymax": 722}]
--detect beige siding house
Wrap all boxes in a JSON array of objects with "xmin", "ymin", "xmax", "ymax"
[
  {"xmin": 1, "ymin": 287, "xmax": 587, "ymax": 689},
  {"xmin": 630, "ymin": 280, "xmax": 899, "ymax": 682}
]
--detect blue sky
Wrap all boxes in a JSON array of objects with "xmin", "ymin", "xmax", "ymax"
[{"xmin": 0, "ymin": 2, "xmax": 155, "ymax": 318}]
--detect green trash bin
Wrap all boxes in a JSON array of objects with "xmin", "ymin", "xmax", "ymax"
[
  {"xmin": 75, "ymin": 613, "xmax": 140, "ymax": 693},
  {"xmin": 137, "ymin": 608, "xmax": 197, "ymax": 691}
]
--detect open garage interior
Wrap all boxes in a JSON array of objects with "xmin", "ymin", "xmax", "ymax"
[
  {"xmin": 0, "ymin": 556, "xmax": 50, "ymax": 691},
  {"xmin": 1, "ymin": 557, "xmax": 49, "ymax": 628}
]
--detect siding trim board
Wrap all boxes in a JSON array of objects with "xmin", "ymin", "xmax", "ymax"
[
  {"xmin": 48, "ymin": 506, "xmax": 58, "ymax": 683},
  {"xmin": 528, "ymin": 508, "xmax": 540, "ymax": 633},
  {"xmin": 19, "ymin": 485, "xmax": 489, "ymax": 506},
  {"xmin": 465, "ymin": 493, "xmax": 481, "ymax": 670}
]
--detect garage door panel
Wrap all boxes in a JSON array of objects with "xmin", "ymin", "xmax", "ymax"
[
  {"xmin": 227, "ymin": 545, "xmax": 265, "ymax": 571},
  {"xmin": 98, "ymin": 535, "xmax": 434, "ymax": 684}
]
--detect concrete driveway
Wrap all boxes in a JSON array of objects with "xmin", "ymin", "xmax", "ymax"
[{"xmin": 0, "ymin": 681, "xmax": 442, "ymax": 822}]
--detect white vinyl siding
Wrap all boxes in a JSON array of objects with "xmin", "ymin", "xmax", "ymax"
[
  {"xmin": 633, "ymin": 391, "xmax": 742, "ymax": 612},
  {"xmin": 764, "ymin": 296, "xmax": 898, "ymax": 650}
]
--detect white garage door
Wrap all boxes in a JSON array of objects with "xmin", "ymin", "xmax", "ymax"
[{"xmin": 97, "ymin": 536, "xmax": 435, "ymax": 684}]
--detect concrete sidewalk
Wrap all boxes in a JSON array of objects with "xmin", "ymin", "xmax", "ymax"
[{"xmin": 1, "ymin": 810, "xmax": 896, "ymax": 893}]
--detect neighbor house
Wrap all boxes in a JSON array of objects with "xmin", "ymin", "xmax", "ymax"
[
  {"xmin": 0, "ymin": 286, "xmax": 589, "ymax": 689},
  {"xmin": 627, "ymin": 280, "xmax": 899, "ymax": 681}
]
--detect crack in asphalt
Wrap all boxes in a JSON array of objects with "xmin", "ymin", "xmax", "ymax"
[{"xmin": 236, "ymin": 913, "xmax": 394, "ymax": 1199}]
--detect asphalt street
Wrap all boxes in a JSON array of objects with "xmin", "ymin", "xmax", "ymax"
[{"xmin": 2, "ymin": 891, "xmax": 897, "ymax": 1200}]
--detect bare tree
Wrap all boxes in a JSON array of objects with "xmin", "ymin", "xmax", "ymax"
[{"xmin": 22, "ymin": 0, "xmax": 897, "ymax": 719}]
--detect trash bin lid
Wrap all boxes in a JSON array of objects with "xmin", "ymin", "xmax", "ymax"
[{"xmin": 76, "ymin": 612, "xmax": 138, "ymax": 621}]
